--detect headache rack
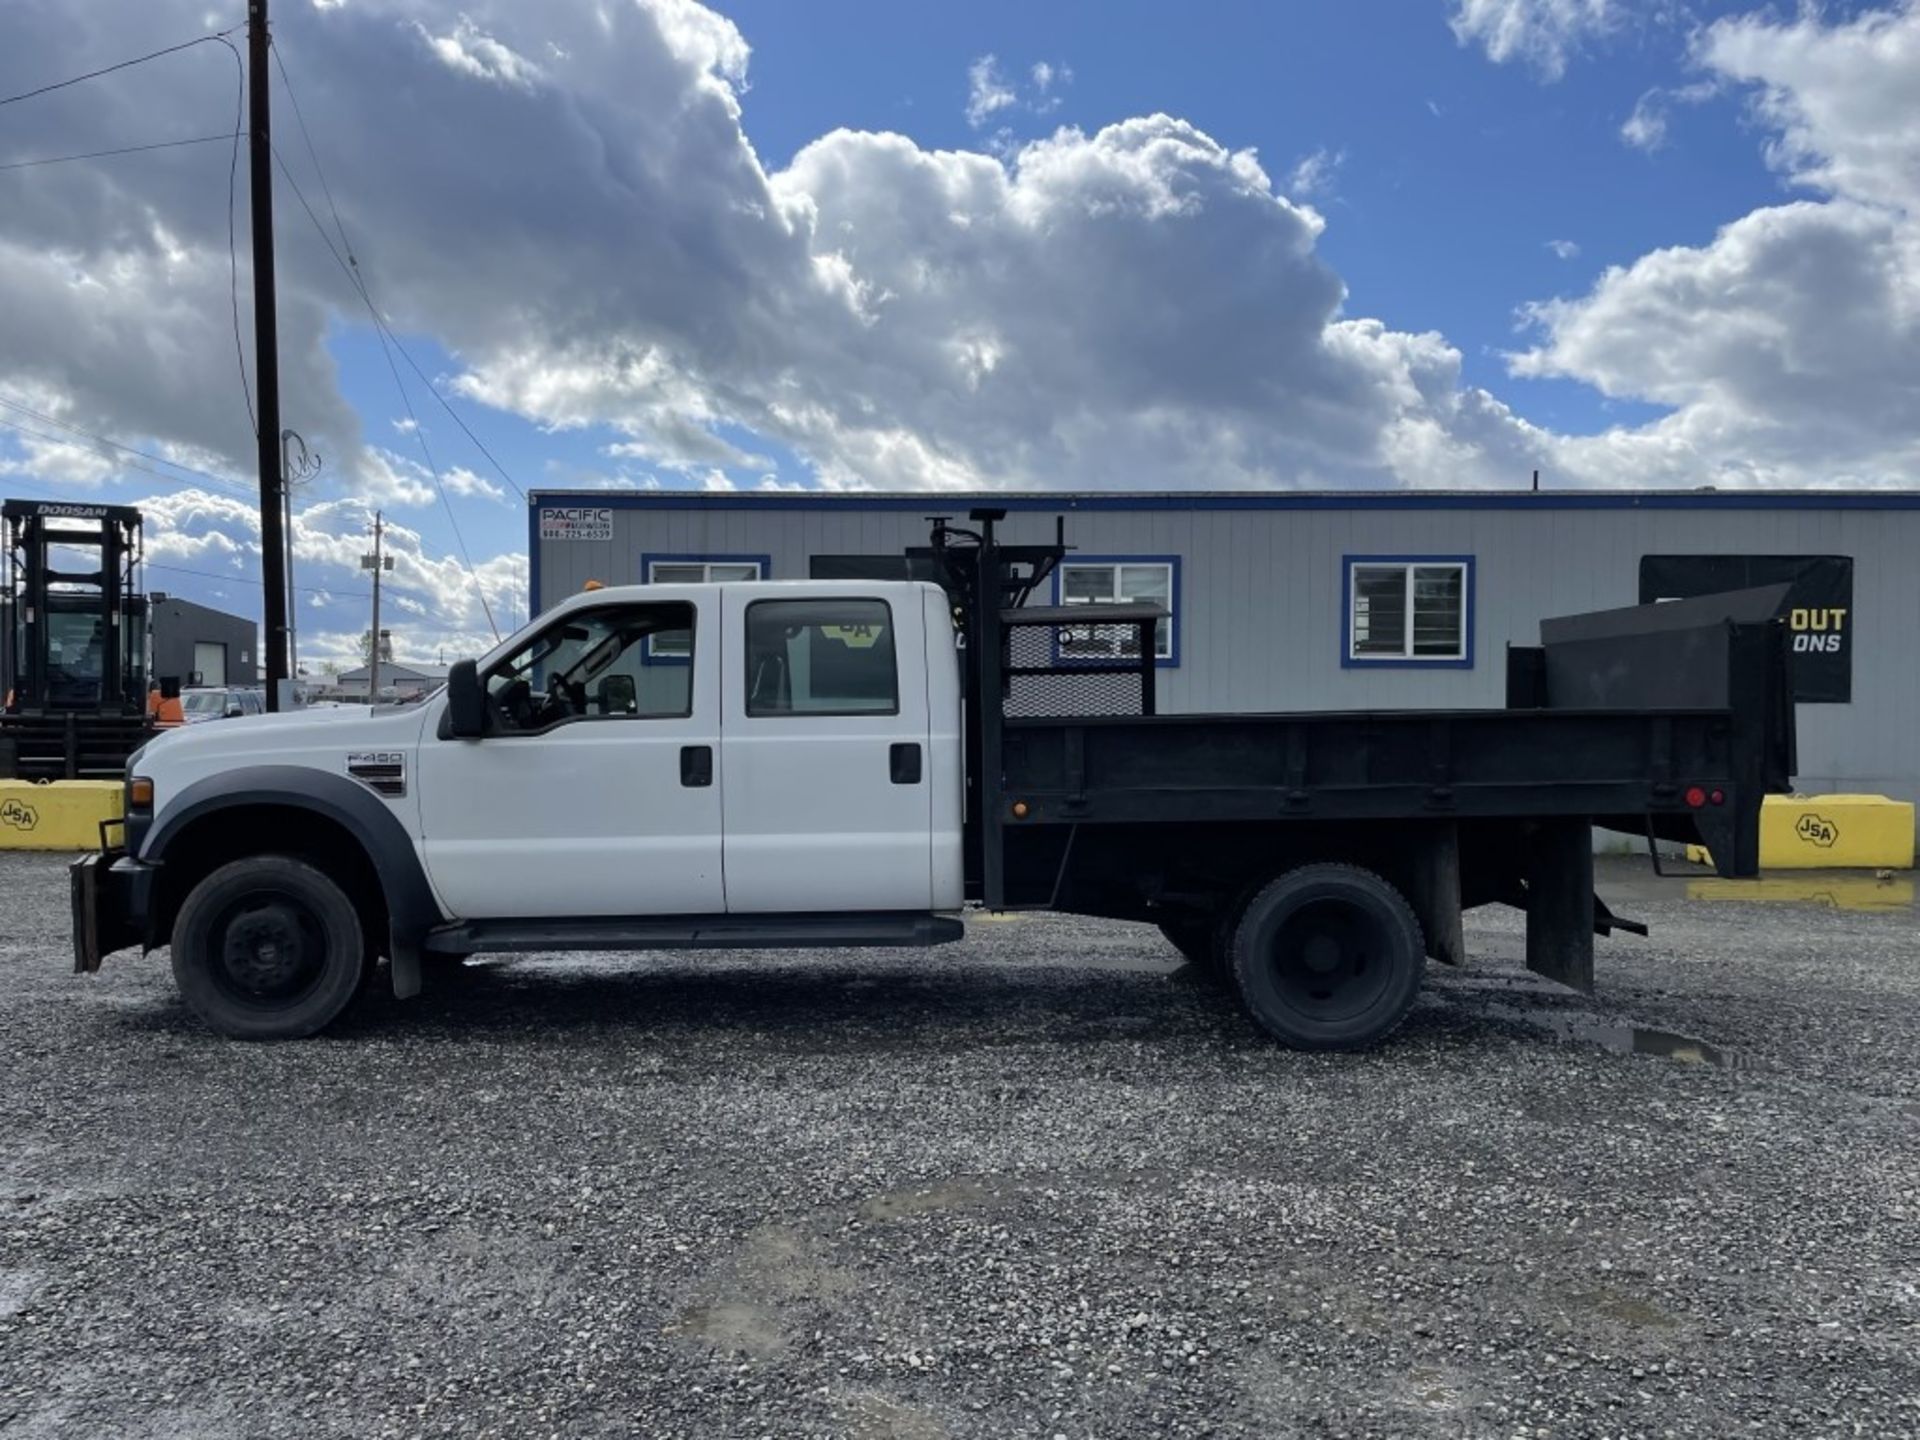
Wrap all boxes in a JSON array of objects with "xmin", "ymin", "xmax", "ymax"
[
  {"xmin": 926, "ymin": 508, "xmax": 1168, "ymax": 905},
  {"xmin": 1000, "ymin": 603, "xmax": 1161, "ymax": 719}
]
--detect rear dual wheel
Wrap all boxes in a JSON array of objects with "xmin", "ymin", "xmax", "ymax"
[{"xmin": 1228, "ymin": 864, "xmax": 1425, "ymax": 1051}]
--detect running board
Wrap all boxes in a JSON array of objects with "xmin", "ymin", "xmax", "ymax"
[{"xmin": 425, "ymin": 911, "xmax": 966, "ymax": 956}]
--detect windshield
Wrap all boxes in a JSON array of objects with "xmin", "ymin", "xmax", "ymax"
[
  {"xmin": 45, "ymin": 610, "xmax": 107, "ymax": 705},
  {"xmin": 182, "ymin": 692, "xmax": 230, "ymax": 714}
]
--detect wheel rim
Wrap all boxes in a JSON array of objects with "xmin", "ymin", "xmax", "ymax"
[
  {"xmin": 1264, "ymin": 896, "xmax": 1397, "ymax": 1024},
  {"xmin": 209, "ymin": 891, "xmax": 330, "ymax": 1008}
]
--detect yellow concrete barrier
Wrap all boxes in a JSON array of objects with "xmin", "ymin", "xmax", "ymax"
[
  {"xmin": 0, "ymin": 779, "xmax": 124, "ymax": 851},
  {"xmin": 1687, "ymin": 792, "xmax": 1915, "ymax": 871}
]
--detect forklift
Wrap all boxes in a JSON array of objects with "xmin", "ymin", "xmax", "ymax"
[{"xmin": 0, "ymin": 498, "xmax": 156, "ymax": 780}]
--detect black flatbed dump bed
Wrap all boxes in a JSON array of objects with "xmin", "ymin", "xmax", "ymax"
[{"xmin": 928, "ymin": 511, "xmax": 1796, "ymax": 1005}]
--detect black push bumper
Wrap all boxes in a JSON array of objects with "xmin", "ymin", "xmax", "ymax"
[{"xmin": 70, "ymin": 849, "xmax": 153, "ymax": 974}]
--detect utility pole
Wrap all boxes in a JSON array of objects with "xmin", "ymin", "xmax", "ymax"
[
  {"xmin": 362, "ymin": 510, "xmax": 390, "ymax": 702},
  {"xmin": 248, "ymin": 0, "xmax": 290, "ymax": 711}
]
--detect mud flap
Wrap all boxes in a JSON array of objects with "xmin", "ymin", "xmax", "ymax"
[
  {"xmin": 1525, "ymin": 818, "xmax": 1594, "ymax": 993},
  {"xmin": 1407, "ymin": 821, "xmax": 1466, "ymax": 967},
  {"xmin": 390, "ymin": 940, "xmax": 422, "ymax": 1000}
]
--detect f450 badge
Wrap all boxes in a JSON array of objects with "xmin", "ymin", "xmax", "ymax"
[{"xmin": 346, "ymin": 751, "xmax": 406, "ymax": 799}]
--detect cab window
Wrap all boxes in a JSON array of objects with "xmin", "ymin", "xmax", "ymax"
[
  {"xmin": 485, "ymin": 601, "xmax": 694, "ymax": 732},
  {"xmin": 745, "ymin": 599, "xmax": 897, "ymax": 716}
]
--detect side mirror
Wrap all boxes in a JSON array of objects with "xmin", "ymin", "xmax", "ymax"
[
  {"xmin": 225, "ymin": 706, "xmax": 243, "ymax": 719},
  {"xmin": 446, "ymin": 659, "xmax": 487, "ymax": 739}
]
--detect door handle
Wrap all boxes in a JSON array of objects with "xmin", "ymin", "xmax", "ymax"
[
  {"xmin": 890, "ymin": 742, "xmax": 922, "ymax": 785},
  {"xmin": 680, "ymin": 744, "xmax": 713, "ymax": 787}
]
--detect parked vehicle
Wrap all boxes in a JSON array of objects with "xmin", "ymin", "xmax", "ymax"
[
  {"xmin": 73, "ymin": 512, "xmax": 1794, "ymax": 1047},
  {"xmin": 178, "ymin": 687, "xmax": 266, "ymax": 724}
]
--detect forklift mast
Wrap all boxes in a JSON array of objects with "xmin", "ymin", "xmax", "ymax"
[{"xmin": 1, "ymin": 498, "xmax": 153, "ymax": 779}]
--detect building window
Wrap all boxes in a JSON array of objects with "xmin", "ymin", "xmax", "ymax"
[
  {"xmin": 1054, "ymin": 558, "xmax": 1179, "ymax": 664},
  {"xmin": 745, "ymin": 598, "xmax": 898, "ymax": 716},
  {"xmin": 642, "ymin": 553, "xmax": 768, "ymax": 659},
  {"xmin": 1344, "ymin": 556, "xmax": 1473, "ymax": 667}
]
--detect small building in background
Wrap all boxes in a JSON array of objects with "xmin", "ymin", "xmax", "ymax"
[
  {"xmin": 148, "ymin": 594, "xmax": 258, "ymax": 690},
  {"xmin": 332, "ymin": 660, "xmax": 449, "ymax": 700}
]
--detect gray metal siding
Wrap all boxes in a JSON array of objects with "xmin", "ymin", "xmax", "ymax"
[
  {"xmin": 150, "ymin": 598, "xmax": 258, "ymax": 688},
  {"xmin": 534, "ymin": 499, "xmax": 1920, "ymax": 812}
]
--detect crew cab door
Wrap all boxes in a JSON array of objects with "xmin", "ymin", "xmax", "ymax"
[
  {"xmin": 416, "ymin": 592, "xmax": 725, "ymax": 919},
  {"xmin": 719, "ymin": 588, "xmax": 933, "ymax": 913}
]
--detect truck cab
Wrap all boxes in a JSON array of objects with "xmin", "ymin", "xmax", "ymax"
[{"xmin": 419, "ymin": 578, "xmax": 964, "ymax": 920}]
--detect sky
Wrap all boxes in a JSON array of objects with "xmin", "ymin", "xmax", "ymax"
[{"xmin": 0, "ymin": 0, "xmax": 1915, "ymax": 667}]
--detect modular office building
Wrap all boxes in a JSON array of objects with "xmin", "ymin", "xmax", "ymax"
[{"xmin": 527, "ymin": 489, "xmax": 1920, "ymax": 825}]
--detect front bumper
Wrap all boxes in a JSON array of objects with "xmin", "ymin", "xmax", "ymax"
[{"xmin": 70, "ymin": 849, "xmax": 154, "ymax": 974}]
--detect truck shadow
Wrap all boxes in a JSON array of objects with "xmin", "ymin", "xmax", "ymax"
[
  {"xmin": 327, "ymin": 955, "xmax": 1256, "ymax": 1052},
  {"xmin": 110, "ymin": 951, "xmax": 1497, "ymax": 1056}
]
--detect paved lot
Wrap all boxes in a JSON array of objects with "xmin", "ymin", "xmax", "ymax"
[{"xmin": 1, "ymin": 852, "xmax": 1916, "ymax": 1439}]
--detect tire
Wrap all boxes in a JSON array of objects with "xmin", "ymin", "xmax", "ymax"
[
  {"xmin": 170, "ymin": 856, "xmax": 368, "ymax": 1040},
  {"xmin": 1229, "ymin": 864, "xmax": 1424, "ymax": 1051}
]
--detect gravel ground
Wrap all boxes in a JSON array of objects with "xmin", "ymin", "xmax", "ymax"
[{"xmin": 1, "ymin": 851, "xmax": 1916, "ymax": 1439}]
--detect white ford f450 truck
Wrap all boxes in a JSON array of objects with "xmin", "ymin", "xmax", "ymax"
[{"xmin": 73, "ymin": 513, "xmax": 1796, "ymax": 1049}]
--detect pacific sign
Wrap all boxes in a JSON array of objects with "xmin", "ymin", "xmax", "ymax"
[{"xmin": 538, "ymin": 506, "xmax": 614, "ymax": 542}]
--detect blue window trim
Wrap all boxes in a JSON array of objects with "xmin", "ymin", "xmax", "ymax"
[
  {"xmin": 638, "ymin": 552, "xmax": 772, "ymax": 666},
  {"xmin": 1050, "ymin": 554, "xmax": 1181, "ymax": 669},
  {"xmin": 1342, "ymin": 554, "xmax": 1475, "ymax": 670}
]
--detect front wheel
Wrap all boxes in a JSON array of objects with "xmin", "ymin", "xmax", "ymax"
[
  {"xmin": 170, "ymin": 856, "xmax": 368, "ymax": 1040},
  {"xmin": 1229, "ymin": 865, "xmax": 1424, "ymax": 1051}
]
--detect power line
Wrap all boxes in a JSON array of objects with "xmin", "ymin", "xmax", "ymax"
[
  {"xmin": 212, "ymin": 33, "xmax": 255, "ymax": 437},
  {"xmin": 0, "ymin": 412, "xmax": 252, "ymax": 496},
  {"xmin": 0, "ymin": 131, "xmax": 240, "ymax": 173},
  {"xmin": 148, "ymin": 559, "xmax": 369, "ymax": 599},
  {"xmin": 0, "ymin": 394, "xmax": 253, "ymax": 494},
  {"xmin": 0, "ymin": 27, "xmax": 239, "ymax": 108},
  {"xmin": 269, "ymin": 44, "xmax": 353, "ymax": 278},
  {"xmin": 266, "ymin": 114, "xmax": 505, "ymax": 642},
  {"xmin": 268, "ymin": 49, "xmax": 526, "ymax": 505}
]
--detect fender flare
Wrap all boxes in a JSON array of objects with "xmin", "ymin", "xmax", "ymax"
[{"xmin": 140, "ymin": 766, "xmax": 443, "ymax": 980}]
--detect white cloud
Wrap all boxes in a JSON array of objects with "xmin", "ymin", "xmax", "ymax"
[
  {"xmin": 967, "ymin": 53, "xmax": 1072, "ymax": 128},
  {"xmin": 965, "ymin": 55, "xmax": 1017, "ymax": 128},
  {"xmin": 417, "ymin": 16, "xmax": 543, "ymax": 90},
  {"xmin": 1620, "ymin": 89, "xmax": 1669, "ymax": 151},
  {"xmin": 1620, "ymin": 81, "xmax": 1717, "ymax": 153},
  {"xmin": 1518, "ymin": 2, "xmax": 1920, "ymax": 488},
  {"xmin": 1703, "ymin": 2, "xmax": 1920, "ymax": 214},
  {"xmin": 442, "ymin": 465, "xmax": 508, "ymax": 502},
  {"xmin": 1449, "ymin": 0, "xmax": 1617, "ymax": 80},
  {"xmin": 1546, "ymin": 238, "xmax": 1580, "ymax": 260},
  {"xmin": 1286, "ymin": 147, "xmax": 1346, "ymax": 199}
]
